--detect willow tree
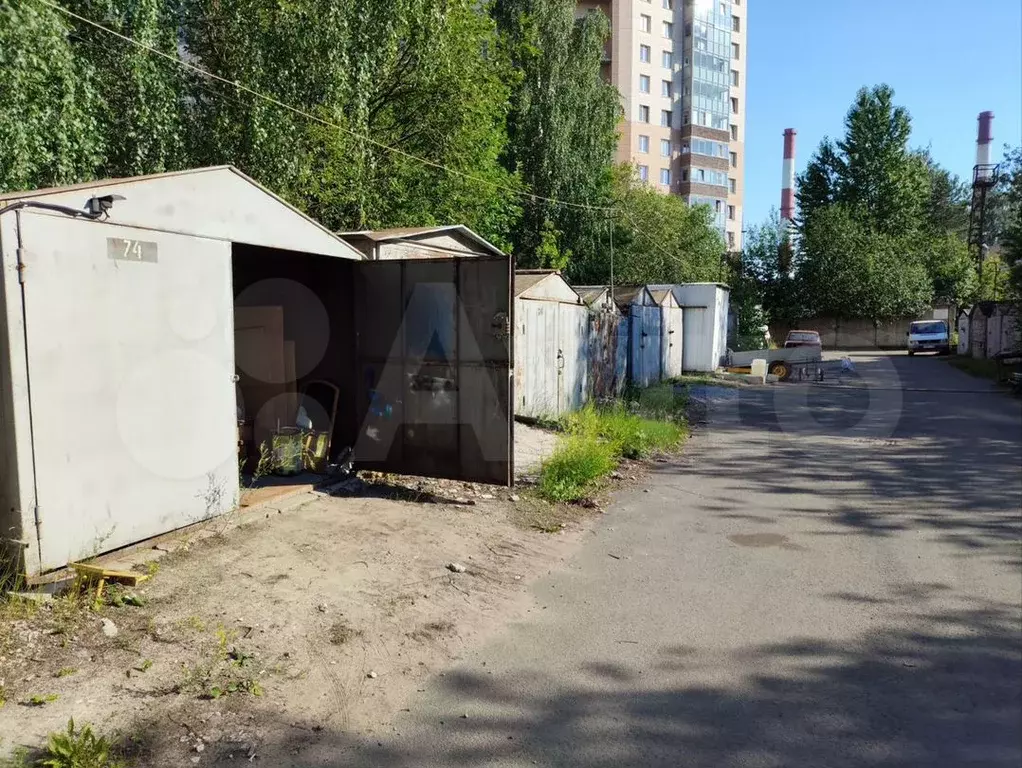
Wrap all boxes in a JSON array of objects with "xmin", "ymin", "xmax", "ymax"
[
  {"xmin": 492, "ymin": 0, "xmax": 620, "ymax": 268},
  {"xmin": 69, "ymin": 0, "xmax": 186, "ymax": 178},
  {"xmin": 179, "ymin": 0, "xmax": 519, "ymax": 243},
  {"xmin": 0, "ymin": 0, "xmax": 103, "ymax": 191}
]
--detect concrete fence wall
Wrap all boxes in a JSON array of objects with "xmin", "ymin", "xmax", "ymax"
[{"xmin": 771, "ymin": 317, "xmax": 919, "ymax": 350}]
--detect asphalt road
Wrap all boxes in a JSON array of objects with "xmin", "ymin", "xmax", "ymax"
[{"xmin": 357, "ymin": 353, "xmax": 1022, "ymax": 767}]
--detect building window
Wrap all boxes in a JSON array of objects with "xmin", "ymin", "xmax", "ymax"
[
  {"xmin": 640, "ymin": 14, "xmax": 651, "ymax": 33},
  {"xmin": 660, "ymin": 138, "xmax": 671, "ymax": 156},
  {"xmin": 662, "ymin": 50, "xmax": 673, "ymax": 68},
  {"xmin": 731, "ymin": 42, "xmax": 740, "ymax": 59},
  {"xmin": 663, "ymin": 21, "xmax": 673, "ymax": 38},
  {"xmin": 691, "ymin": 167, "xmax": 728, "ymax": 186},
  {"xmin": 660, "ymin": 109, "xmax": 672, "ymax": 127},
  {"xmin": 680, "ymin": 142, "xmax": 690, "ymax": 154},
  {"xmin": 727, "ymin": 230, "xmax": 735, "ymax": 248},
  {"xmin": 729, "ymin": 178, "xmax": 737, "ymax": 193},
  {"xmin": 639, "ymin": 74, "xmax": 651, "ymax": 93},
  {"xmin": 682, "ymin": 111, "xmax": 690, "ymax": 124},
  {"xmin": 639, "ymin": 44, "xmax": 651, "ymax": 63},
  {"xmin": 728, "ymin": 205, "xmax": 735, "ymax": 220},
  {"xmin": 660, "ymin": 168, "xmax": 671, "ymax": 185},
  {"xmin": 639, "ymin": 105, "xmax": 650, "ymax": 123},
  {"xmin": 730, "ymin": 124, "xmax": 739, "ymax": 139},
  {"xmin": 732, "ymin": 15, "xmax": 740, "ymax": 32},
  {"xmin": 662, "ymin": 0, "xmax": 673, "ymax": 8},
  {"xmin": 730, "ymin": 151, "xmax": 738, "ymax": 167},
  {"xmin": 682, "ymin": 169, "xmax": 689, "ymax": 181},
  {"xmin": 638, "ymin": 135, "xmax": 650, "ymax": 153},
  {"xmin": 638, "ymin": 165, "xmax": 649, "ymax": 182},
  {"xmin": 731, "ymin": 97, "xmax": 738, "ymax": 113},
  {"xmin": 731, "ymin": 69, "xmax": 740, "ymax": 86},
  {"xmin": 662, "ymin": 80, "xmax": 673, "ymax": 98}
]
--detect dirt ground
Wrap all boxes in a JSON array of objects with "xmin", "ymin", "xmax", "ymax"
[{"xmin": 0, "ymin": 424, "xmax": 598, "ymax": 766}]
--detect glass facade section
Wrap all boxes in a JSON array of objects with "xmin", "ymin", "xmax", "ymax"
[{"xmin": 687, "ymin": 0, "xmax": 732, "ymax": 131}]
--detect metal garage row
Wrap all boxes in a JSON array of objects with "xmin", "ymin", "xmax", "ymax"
[
  {"xmin": 513, "ymin": 270, "xmax": 588, "ymax": 419},
  {"xmin": 0, "ymin": 167, "xmax": 512, "ymax": 578}
]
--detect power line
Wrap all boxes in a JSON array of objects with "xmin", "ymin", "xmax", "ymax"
[
  {"xmin": 33, "ymin": 0, "xmax": 723, "ymax": 273},
  {"xmin": 34, "ymin": 0, "xmax": 613, "ymax": 214}
]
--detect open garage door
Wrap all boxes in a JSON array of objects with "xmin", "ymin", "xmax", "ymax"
[{"xmin": 354, "ymin": 256, "xmax": 512, "ymax": 485}]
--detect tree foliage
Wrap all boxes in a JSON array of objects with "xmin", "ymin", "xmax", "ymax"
[
  {"xmin": 493, "ymin": 0, "xmax": 620, "ymax": 267},
  {"xmin": 72, "ymin": 0, "xmax": 186, "ymax": 177},
  {"xmin": 0, "ymin": 0, "xmax": 103, "ymax": 191},
  {"xmin": 0, "ymin": 0, "xmax": 719, "ymax": 286},
  {"xmin": 799, "ymin": 205, "xmax": 931, "ymax": 321},
  {"xmin": 567, "ymin": 167, "xmax": 725, "ymax": 286},
  {"xmin": 784, "ymin": 84, "xmax": 979, "ymax": 322}
]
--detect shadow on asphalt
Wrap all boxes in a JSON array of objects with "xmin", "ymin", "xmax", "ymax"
[
  {"xmin": 122, "ymin": 596, "xmax": 1019, "ymax": 767},
  {"xmin": 114, "ymin": 354, "xmax": 1022, "ymax": 767},
  {"xmin": 678, "ymin": 354, "xmax": 1022, "ymax": 569}
]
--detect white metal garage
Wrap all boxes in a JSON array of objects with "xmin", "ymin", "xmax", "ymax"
[
  {"xmin": 513, "ymin": 270, "xmax": 588, "ymax": 418},
  {"xmin": 0, "ymin": 167, "xmax": 513, "ymax": 579}
]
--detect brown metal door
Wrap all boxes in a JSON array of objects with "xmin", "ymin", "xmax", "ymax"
[{"xmin": 354, "ymin": 256, "xmax": 512, "ymax": 485}]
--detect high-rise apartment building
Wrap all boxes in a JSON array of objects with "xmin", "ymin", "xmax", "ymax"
[{"xmin": 579, "ymin": 0, "xmax": 746, "ymax": 250}]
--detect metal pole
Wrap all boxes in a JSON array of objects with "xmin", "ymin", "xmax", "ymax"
[{"xmin": 609, "ymin": 217, "xmax": 614, "ymax": 295}]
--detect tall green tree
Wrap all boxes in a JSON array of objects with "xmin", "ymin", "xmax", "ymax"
[
  {"xmin": 919, "ymin": 150, "xmax": 970, "ymax": 239},
  {"xmin": 180, "ymin": 0, "xmax": 519, "ymax": 243},
  {"xmin": 799, "ymin": 205, "xmax": 931, "ymax": 321},
  {"xmin": 0, "ymin": 0, "xmax": 103, "ymax": 192},
  {"xmin": 916, "ymin": 234, "xmax": 975, "ymax": 306},
  {"xmin": 492, "ymin": 0, "xmax": 620, "ymax": 267},
  {"xmin": 69, "ymin": 0, "xmax": 186, "ymax": 178},
  {"xmin": 742, "ymin": 211, "xmax": 802, "ymax": 328},
  {"xmin": 795, "ymin": 138, "xmax": 840, "ymax": 226},
  {"xmin": 996, "ymin": 148, "xmax": 1022, "ymax": 302},
  {"xmin": 798, "ymin": 85, "xmax": 929, "ymax": 237},
  {"xmin": 568, "ymin": 166, "xmax": 724, "ymax": 286}
]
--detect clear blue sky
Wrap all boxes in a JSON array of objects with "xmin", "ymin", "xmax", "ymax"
[{"xmin": 744, "ymin": 0, "xmax": 1022, "ymax": 228}]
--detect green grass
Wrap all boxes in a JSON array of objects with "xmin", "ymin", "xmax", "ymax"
[
  {"xmin": 537, "ymin": 436, "xmax": 618, "ymax": 502},
  {"xmin": 537, "ymin": 386, "xmax": 688, "ymax": 503}
]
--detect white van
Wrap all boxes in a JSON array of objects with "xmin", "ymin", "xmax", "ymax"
[{"xmin": 907, "ymin": 320, "xmax": 950, "ymax": 356}]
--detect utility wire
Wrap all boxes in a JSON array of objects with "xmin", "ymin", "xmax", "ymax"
[
  {"xmin": 34, "ymin": 0, "xmax": 613, "ymax": 214},
  {"xmin": 33, "ymin": 0, "xmax": 721, "ymax": 271}
]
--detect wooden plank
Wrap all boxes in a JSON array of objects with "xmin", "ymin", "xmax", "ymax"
[{"xmin": 70, "ymin": 562, "xmax": 148, "ymax": 587}]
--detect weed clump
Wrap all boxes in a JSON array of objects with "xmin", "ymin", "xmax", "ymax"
[{"xmin": 537, "ymin": 385, "xmax": 687, "ymax": 503}]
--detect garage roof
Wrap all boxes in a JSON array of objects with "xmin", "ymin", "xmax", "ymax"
[
  {"xmin": 338, "ymin": 225, "xmax": 505, "ymax": 258},
  {"xmin": 514, "ymin": 270, "xmax": 581, "ymax": 303},
  {"xmin": 0, "ymin": 166, "xmax": 364, "ymax": 260}
]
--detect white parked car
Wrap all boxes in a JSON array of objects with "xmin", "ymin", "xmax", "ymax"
[{"xmin": 907, "ymin": 320, "xmax": 951, "ymax": 356}]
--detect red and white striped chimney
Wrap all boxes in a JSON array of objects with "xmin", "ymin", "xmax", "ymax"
[
  {"xmin": 976, "ymin": 111, "xmax": 994, "ymax": 183},
  {"xmin": 781, "ymin": 128, "xmax": 797, "ymax": 230}
]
